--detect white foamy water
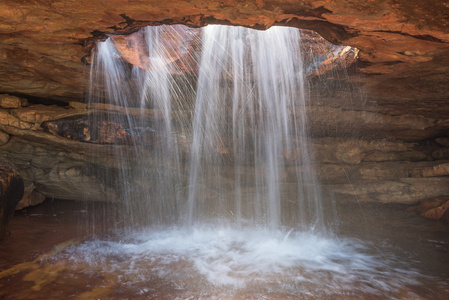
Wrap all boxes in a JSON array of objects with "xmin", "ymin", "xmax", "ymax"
[{"xmin": 61, "ymin": 226, "xmax": 422, "ymax": 297}]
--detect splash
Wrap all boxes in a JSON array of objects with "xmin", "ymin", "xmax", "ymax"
[
  {"xmin": 2, "ymin": 25, "xmax": 436, "ymax": 299},
  {"xmin": 60, "ymin": 225, "xmax": 422, "ymax": 298},
  {"xmin": 89, "ymin": 24, "xmax": 327, "ymax": 231}
]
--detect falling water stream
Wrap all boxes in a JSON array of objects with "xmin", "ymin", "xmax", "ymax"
[
  {"xmin": 87, "ymin": 24, "xmax": 327, "ymax": 231},
  {"xmin": 1, "ymin": 25, "xmax": 449, "ymax": 299},
  {"xmin": 186, "ymin": 25, "xmax": 322, "ymax": 229}
]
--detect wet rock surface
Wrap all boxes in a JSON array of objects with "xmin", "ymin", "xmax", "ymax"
[
  {"xmin": 0, "ymin": 0, "xmax": 448, "ymax": 222},
  {"xmin": 0, "ymin": 159, "xmax": 24, "ymax": 239},
  {"xmin": 41, "ymin": 113, "xmax": 152, "ymax": 145},
  {"xmin": 408, "ymin": 196, "xmax": 449, "ymax": 223},
  {"xmin": 0, "ymin": 97, "xmax": 449, "ymax": 210},
  {"xmin": 0, "ymin": 0, "xmax": 447, "ymax": 120}
]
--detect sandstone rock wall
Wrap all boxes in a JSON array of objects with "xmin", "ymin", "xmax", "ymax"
[
  {"xmin": 1, "ymin": 96, "xmax": 449, "ymax": 210},
  {"xmin": 0, "ymin": 0, "xmax": 448, "ymax": 121},
  {"xmin": 0, "ymin": 0, "xmax": 447, "ymax": 226}
]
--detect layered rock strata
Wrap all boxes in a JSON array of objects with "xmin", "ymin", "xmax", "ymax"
[
  {"xmin": 0, "ymin": 159, "xmax": 24, "ymax": 239},
  {"xmin": 0, "ymin": 0, "xmax": 448, "ymax": 120},
  {"xmin": 0, "ymin": 0, "xmax": 448, "ymax": 223},
  {"xmin": 408, "ymin": 196, "xmax": 449, "ymax": 223},
  {"xmin": 1, "ymin": 96, "xmax": 449, "ymax": 211}
]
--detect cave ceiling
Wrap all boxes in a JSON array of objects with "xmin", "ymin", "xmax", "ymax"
[{"xmin": 0, "ymin": 0, "xmax": 448, "ymax": 117}]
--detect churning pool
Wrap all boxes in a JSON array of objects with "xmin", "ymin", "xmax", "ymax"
[{"xmin": 0, "ymin": 200, "xmax": 448, "ymax": 299}]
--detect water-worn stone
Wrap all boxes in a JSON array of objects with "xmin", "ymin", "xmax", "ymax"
[
  {"xmin": 432, "ymin": 149, "xmax": 449, "ymax": 160},
  {"xmin": 10, "ymin": 104, "xmax": 85, "ymax": 127},
  {"xmin": 408, "ymin": 196, "xmax": 449, "ymax": 223},
  {"xmin": 333, "ymin": 178, "xmax": 449, "ymax": 204},
  {"xmin": 0, "ymin": 131, "xmax": 9, "ymax": 146},
  {"xmin": 0, "ymin": 136, "xmax": 123, "ymax": 203},
  {"xmin": 0, "ymin": 0, "xmax": 447, "ymax": 217},
  {"xmin": 306, "ymin": 106, "xmax": 441, "ymax": 141},
  {"xmin": 0, "ymin": 0, "xmax": 447, "ymax": 124},
  {"xmin": 0, "ymin": 109, "xmax": 33, "ymax": 130},
  {"xmin": 0, "ymin": 159, "xmax": 24, "ymax": 240},
  {"xmin": 312, "ymin": 138, "xmax": 421, "ymax": 165},
  {"xmin": 0, "ymin": 94, "xmax": 22, "ymax": 109},
  {"xmin": 436, "ymin": 138, "xmax": 449, "ymax": 148},
  {"xmin": 15, "ymin": 181, "xmax": 45, "ymax": 210},
  {"xmin": 110, "ymin": 26, "xmax": 201, "ymax": 74},
  {"xmin": 68, "ymin": 101, "xmax": 87, "ymax": 110},
  {"xmin": 41, "ymin": 113, "xmax": 152, "ymax": 145}
]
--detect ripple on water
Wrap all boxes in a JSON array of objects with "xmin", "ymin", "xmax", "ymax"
[{"xmin": 54, "ymin": 225, "xmax": 430, "ymax": 299}]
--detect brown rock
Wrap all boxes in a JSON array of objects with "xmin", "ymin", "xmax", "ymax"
[
  {"xmin": 0, "ymin": 159, "xmax": 24, "ymax": 240},
  {"xmin": 0, "ymin": 0, "xmax": 446, "ymax": 123},
  {"xmin": 312, "ymin": 138, "xmax": 421, "ymax": 164},
  {"xmin": 68, "ymin": 101, "xmax": 87, "ymax": 110},
  {"xmin": 0, "ymin": 109, "xmax": 33, "ymax": 130},
  {"xmin": 41, "ymin": 113, "xmax": 138, "ymax": 145},
  {"xmin": 306, "ymin": 106, "xmax": 440, "ymax": 141},
  {"xmin": 336, "ymin": 141, "xmax": 365, "ymax": 164},
  {"xmin": 407, "ymin": 196, "xmax": 448, "ymax": 215},
  {"xmin": 435, "ymin": 138, "xmax": 449, "ymax": 148},
  {"xmin": 110, "ymin": 26, "xmax": 200, "ymax": 74},
  {"xmin": 420, "ymin": 163, "xmax": 449, "ymax": 177},
  {"xmin": 0, "ymin": 137, "xmax": 122, "ymax": 203},
  {"xmin": 441, "ymin": 207, "xmax": 449, "ymax": 224},
  {"xmin": 0, "ymin": 94, "xmax": 22, "ymax": 109},
  {"xmin": 19, "ymin": 97, "xmax": 29, "ymax": 107},
  {"xmin": 363, "ymin": 151, "xmax": 427, "ymax": 163},
  {"xmin": 432, "ymin": 149, "xmax": 449, "ymax": 160},
  {"xmin": 15, "ymin": 181, "xmax": 45, "ymax": 210},
  {"xmin": 10, "ymin": 104, "xmax": 85, "ymax": 128},
  {"xmin": 333, "ymin": 178, "xmax": 449, "ymax": 204},
  {"xmin": 0, "ymin": 131, "xmax": 9, "ymax": 146},
  {"xmin": 408, "ymin": 196, "xmax": 449, "ymax": 222},
  {"xmin": 421, "ymin": 201, "xmax": 449, "ymax": 220}
]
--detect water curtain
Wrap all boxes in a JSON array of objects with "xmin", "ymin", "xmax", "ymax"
[{"xmin": 89, "ymin": 24, "xmax": 324, "ymax": 231}]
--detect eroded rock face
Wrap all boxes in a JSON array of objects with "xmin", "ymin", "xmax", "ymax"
[
  {"xmin": 408, "ymin": 196, "xmax": 449, "ymax": 223},
  {"xmin": 1, "ymin": 97, "xmax": 449, "ymax": 209},
  {"xmin": 110, "ymin": 25, "xmax": 201, "ymax": 74},
  {"xmin": 41, "ymin": 113, "xmax": 152, "ymax": 145},
  {"xmin": 0, "ymin": 94, "xmax": 28, "ymax": 109},
  {"xmin": 16, "ymin": 181, "xmax": 45, "ymax": 211},
  {"xmin": 0, "ymin": 159, "xmax": 24, "ymax": 239},
  {"xmin": 0, "ymin": 1, "xmax": 448, "ymax": 221},
  {"xmin": 0, "ymin": 0, "xmax": 447, "ymax": 119}
]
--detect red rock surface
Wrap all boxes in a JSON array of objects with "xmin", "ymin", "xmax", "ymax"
[
  {"xmin": 408, "ymin": 196, "xmax": 449, "ymax": 223},
  {"xmin": 0, "ymin": 0, "xmax": 447, "ymax": 118},
  {"xmin": 110, "ymin": 26, "xmax": 200, "ymax": 73}
]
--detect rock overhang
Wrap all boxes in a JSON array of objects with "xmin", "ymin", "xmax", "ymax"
[{"xmin": 0, "ymin": 0, "xmax": 447, "ymax": 117}]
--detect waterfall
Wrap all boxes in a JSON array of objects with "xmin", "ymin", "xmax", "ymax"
[
  {"xmin": 186, "ymin": 25, "xmax": 323, "ymax": 229},
  {"xmin": 89, "ymin": 24, "xmax": 324, "ymax": 231},
  {"xmin": 88, "ymin": 25, "xmax": 198, "ymax": 228},
  {"xmin": 34, "ymin": 24, "xmax": 427, "ymax": 297}
]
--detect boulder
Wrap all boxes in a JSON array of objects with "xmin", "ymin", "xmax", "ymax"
[
  {"xmin": 0, "ymin": 131, "xmax": 9, "ymax": 146},
  {"xmin": 435, "ymin": 138, "xmax": 449, "ymax": 148},
  {"xmin": 0, "ymin": 159, "xmax": 24, "ymax": 240},
  {"xmin": 408, "ymin": 195, "xmax": 449, "ymax": 223},
  {"xmin": 0, "ymin": 94, "xmax": 22, "ymax": 109},
  {"xmin": 15, "ymin": 181, "xmax": 46, "ymax": 210}
]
